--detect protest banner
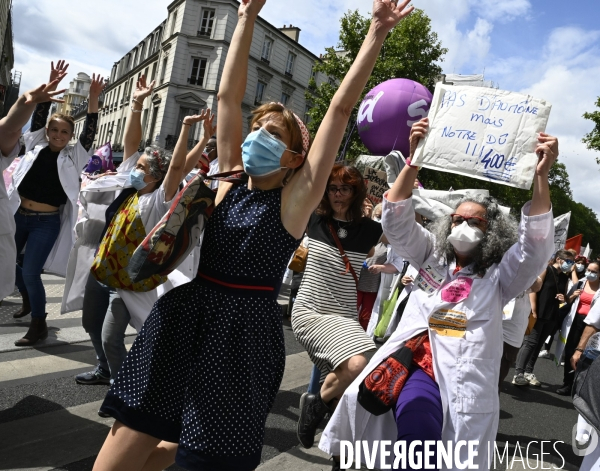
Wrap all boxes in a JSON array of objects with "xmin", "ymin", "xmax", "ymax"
[
  {"xmin": 412, "ymin": 84, "xmax": 552, "ymax": 189},
  {"xmin": 363, "ymin": 166, "xmax": 388, "ymax": 205},
  {"xmin": 553, "ymin": 212, "xmax": 571, "ymax": 253}
]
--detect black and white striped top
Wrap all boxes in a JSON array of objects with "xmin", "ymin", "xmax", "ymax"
[{"xmin": 293, "ymin": 213, "xmax": 382, "ymax": 318}]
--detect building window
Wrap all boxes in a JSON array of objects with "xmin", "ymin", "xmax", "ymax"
[
  {"xmin": 188, "ymin": 58, "xmax": 208, "ymax": 86},
  {"xmin": 311, "ymin": 65, "xmax": 317, "ymax": 81},
  {"xmin": 285, "ymin": 52, "xmax": 296, "ymax": 76},
  {"xmin": 261, "ymin": 38, "xmax": 273, "ymax": 63},
  {"xmin": 255, "ymin": 81, "xmax": 267, "ymax": 105},
  {"xmin": 160, "ymin": 57, "xmax": 168, "ymax": 84},
  {"xmin": 198, "ymin": 9, "xmax": 215, "ymax": 37},
  {"xmin": 170, "ymin": 9, "xmax": 178, "ymax": 36},
  {"xmin": 280, "ymin": 92, "xmax": 290, "ymax": 106},
  {"xmin": 150, "ymin": 62, "xmax": 157, "ymax": 81},
  {"xmin": 328, "ymin": 76, "xmax": 336, "ymax": 86},
  {"xmin": 149, "ymin": 106, "xmax": 159, "ymax": 145}
]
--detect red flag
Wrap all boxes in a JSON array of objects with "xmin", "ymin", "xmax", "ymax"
[{"xmin": 565, "ymin": 234, "xmax": 583, "ymax": 253}]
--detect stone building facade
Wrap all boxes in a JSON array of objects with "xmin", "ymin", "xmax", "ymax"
[{"xmin": 94, "ymin": 0, "xmax": 325, "ymax": 153}]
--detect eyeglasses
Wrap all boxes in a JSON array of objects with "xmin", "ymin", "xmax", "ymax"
[
  {"xmin": 450, "ymin": 213, "xmax": 488, "ymax": 228},
  {"xmin": 327, "ymin": 185, "xmax": 354, "ymax": 196},
  {"xmin": 561, "ymin": 259, "xmax": 575, "ymax": 266}
]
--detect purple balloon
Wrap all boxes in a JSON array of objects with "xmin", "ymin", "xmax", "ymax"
[{"xmin": 357, "ymin": 78, "xmax": 433, "ymax": 157}]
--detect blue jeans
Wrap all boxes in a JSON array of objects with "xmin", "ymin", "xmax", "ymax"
[
  {"xmin": 14, "ymin": 210, "xmax": 61, "ymax": 318},
  {"xmin": 82, "ymin": 276, "xmax": 131, "ymax": 380}
]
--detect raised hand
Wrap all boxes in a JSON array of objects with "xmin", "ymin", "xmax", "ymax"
[
  {"xmin": 372, "ymin": 0, "xmax": 414, "ymax": 32},
  {"xmin": 89, "ymin": 74, "xmax": 106, "ymax": 98},
  {"xmin": 24, "ymin": 81, "xmax": 66, "ymax": 105},
  {"xmin": 133, "ymin": 75, "xmax": 155, "ymax": 102},
  {"xmin": 238, "ymin": 0, "xmax": 266, "ymax": 19},
  {"xmin": 203, "ymin": 109, "xmax": 217, "ymax": 138},
  {"xmin": 535, "ymin": 133, "xmax": 558, "ymax": 177},
  {"xmin": 49, "ymin": 60, "xmax": 69, "ymax": 85},
  {"xmin": 182, "ymin": 112, "xmax": 210, "ymax": 126},
  {"xmin": 409, "ymin": 117, "xmax": 428, "ymax": 159}
]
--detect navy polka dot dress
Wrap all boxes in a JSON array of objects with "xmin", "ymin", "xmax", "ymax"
[{"xmin": 100, "ymin": 184, "xmax": 300, "ymax": 470}]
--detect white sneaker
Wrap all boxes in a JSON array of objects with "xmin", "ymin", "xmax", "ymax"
[
  {"xmin": 524, "ymin": 372, "xmax": 541, "ymax": 387},
  {"xmin": 538, "ymin": 350, "xmax": 551, "ymax": 359},
  {"xmin": 512, "ymin": 373, "xmax": 529, "ymax": 386}
]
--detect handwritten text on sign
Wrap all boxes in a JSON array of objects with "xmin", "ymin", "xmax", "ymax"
[
  {"xmin": 412, "ymin": 84, "xmax": 552, "ymax": 190},
  {"xmin": 363, "ymin": 167, "xmax": 388, "ymax": 205}
]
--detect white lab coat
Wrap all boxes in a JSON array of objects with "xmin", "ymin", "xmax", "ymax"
[
  {"xmin": 6, "ymin": 128, "xmax": 92, "ymax": 277},
  {"xmin": 502, "ymin": 291, "xmax": 532, "ymax": 348},
  {"xmin": 554, "ymin": 280, "xmax": 600, "ymax": 362},
  {"xmin": 366, "ymin": 247, "xmax": 405, "ymax": 337},
  {"xmin": 319, "ymin": 195, "xmax": 554, "ymax": 470},
  {"xmin": 61, "ymin": 153, "xmax": 199, "ymax": 330},
  {"xmin": 0, "ymin": 142, "xmax": 19, "ymax": 299}
]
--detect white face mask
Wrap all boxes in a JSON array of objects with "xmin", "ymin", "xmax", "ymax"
[
  {"xmin": 447, "ymin": 221, "xmax": 484, "ymax": 255},
  {"xmin": 576, "ymin": 263, "xmax": 585, "ymax": 272}
]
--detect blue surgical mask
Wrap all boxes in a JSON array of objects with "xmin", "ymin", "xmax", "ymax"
[
  {"xmin": 241, "ymin": 128, "xmax": 287, "ymax": 177},
  {"xmin": 586, "ymin": 271, "xmax": 599, "ymax": 281},
  {"xmin": 128, "ymin": 168, "xmax": 150, "ymax": 190},
  {"xmin": 560, "ymin": 261, "xmax": 573, "ymax": 273}
]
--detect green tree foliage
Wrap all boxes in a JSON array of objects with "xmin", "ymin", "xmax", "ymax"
[
  {"xmin": 583, "ymin": 97, "xmax": 600, "ymax": 163},
  {"xmin": 305, "ymin": 10, "xmax": 600, "ymax": 251},
  {"xmin": 305, "ymin": 8, "xmax": 447, "ymax": 159}
]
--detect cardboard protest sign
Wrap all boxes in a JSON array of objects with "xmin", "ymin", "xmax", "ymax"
[
  {"xmin": 363, "ymin": 167, "xmax": 388, "ymax": 205},
  {"xmin": 412, "ymin": 84, "xmax": 552, "ymax": 189},
  {"xmin": 553, "ymin": 212, "xmax": 571, "ymax": 253}
]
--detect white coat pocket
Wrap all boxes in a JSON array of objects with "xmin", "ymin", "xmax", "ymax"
[{"xmin": 454, "ymin": 356, "xmax": 496, "ymax": 413}]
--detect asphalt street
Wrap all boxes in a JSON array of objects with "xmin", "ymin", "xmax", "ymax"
[{"xmin": 0, "ymin": 275, "xmax": 589, "ymax": 470}]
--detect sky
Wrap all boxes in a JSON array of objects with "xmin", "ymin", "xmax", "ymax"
[{"xmin": 12, "ymin": 0, "xmax": 600, "ymax": 216}]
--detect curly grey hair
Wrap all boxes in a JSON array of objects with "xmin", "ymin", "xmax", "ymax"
[
  {"xmin": 429, "ymin": 194, "xmax": 518, "ymax": 277},
  {"xmin": 144, "ymin": 145, "xmax": 172, "ymax": 180}
]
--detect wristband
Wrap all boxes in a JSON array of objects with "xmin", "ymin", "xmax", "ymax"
[
  {"xmin": 130, "ymin": 105, "xmax": 142, "ymax": 113},
  {"xmin": 575, "ymin": 347, "xmax": 584, "ymax": 353},
  {"xmin": 132, "ymin": 98, "xmax": 143, "ymax": 106},
  {"xmin": 405, "ymin": 158, "xmax": 420, "ymax": 170},
  {"xmin": 182, "ymin": 123, "xmax": 192, "ymax": 126}
]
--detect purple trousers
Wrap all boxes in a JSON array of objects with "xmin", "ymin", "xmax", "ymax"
[{"xmin": 394, "ymin": 368, "xmax": 443, "ymax": 470}]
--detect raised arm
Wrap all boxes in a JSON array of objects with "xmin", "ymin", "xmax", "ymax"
[
  {"xmin": 124, "ymin": 75, "xmax": 154, "ymax": 161},
  {"xmin": 162, "ymin": 113, "xmax": 207, "ymax": 201},
  {"xmin": 215, "ymin": 0, "xmax": 264, "ymax": 174},
  {"xmin": 387, "ymin": 118, "xmax": 427, "ymax": 202},
  {"xmin": 283, "ymin": 0, "xmax": 414, "ymax": 235},
  {"xmin": 78, "ymin": 73, "xmax": 104, "ymax": 152},
  {"xmin": 0, "ymin": 82, "xmax": 64, "ymax": 156},
  {"xmin": 31, "ymin": 60, "xmax": 70, "ymax": 133},
  {"xmin": 182, "ymin": 109, "xmax": 216, "ymax": 177},
  {"xmin": 529, "ymin": 133, "xmax": 558, "ymax": 216}
]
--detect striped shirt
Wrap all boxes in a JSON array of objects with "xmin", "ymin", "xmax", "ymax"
[{"xmin": 294, "ymin": 214, "xmax": 382, "ymax": 318}]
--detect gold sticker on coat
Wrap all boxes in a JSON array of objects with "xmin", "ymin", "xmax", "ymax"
[{"xmin": 429, "ymin": 309, "xmax": 467, "ymax": 338}]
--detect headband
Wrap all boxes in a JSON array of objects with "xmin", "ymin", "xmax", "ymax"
[
  {"xmin": 270, "ymin": 102, "xmax": 310, "ymax": 157},
  {"xmin": 151, "ymin": 149, "xmax": 166, "ymax": 173}
]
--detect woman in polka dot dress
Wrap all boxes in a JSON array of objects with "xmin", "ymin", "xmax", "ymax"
[{"xmin": 93, "ymin": 0, "xmax": 414, "ymax": 469}]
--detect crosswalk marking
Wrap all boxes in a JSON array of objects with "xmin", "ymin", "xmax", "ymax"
[{"xmin": 0, "ymin": 350, "xmax": 314, "ymax": 471}]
